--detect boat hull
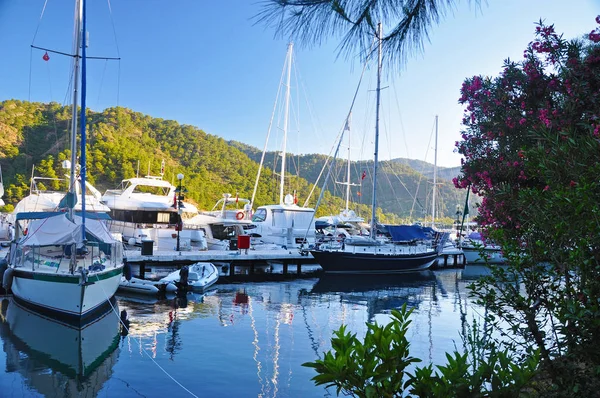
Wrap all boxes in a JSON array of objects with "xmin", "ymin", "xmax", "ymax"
[
  {"xmin": 462, "ymin": 247, "xmax": 506, "ymax": 264},
  {"xmin": 10, "ymin": 266, "xmax": 123, "ymax": 326},
  {"xmin": 310, "ymin": 249, "xmax": 438, "ymax": 274}
]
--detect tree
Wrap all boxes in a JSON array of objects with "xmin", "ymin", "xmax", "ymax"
[
  {"xmin": 258, "ymin": 0, "xmax": 482, "ymax": 70},
  {"xmin": 454, "ymin": 17, "xmax": 600, "ymax": 393}
]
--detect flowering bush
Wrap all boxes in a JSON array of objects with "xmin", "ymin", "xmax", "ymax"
[{"xmin": 455, "ymin": 17, "xmax": 600, "ymax": 394}]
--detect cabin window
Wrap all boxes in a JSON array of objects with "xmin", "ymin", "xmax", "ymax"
[
  {"xmin": 157, "ymin": 212, "xmax": 170, "ymax": 223},
  {"xmin": 252, "ymin": 208, "xmax": 267, "ymax": 223}
]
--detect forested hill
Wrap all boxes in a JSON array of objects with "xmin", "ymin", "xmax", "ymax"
[{"xmin": 0, "ymin": 100, "xmax": 464, "ymax": 221}]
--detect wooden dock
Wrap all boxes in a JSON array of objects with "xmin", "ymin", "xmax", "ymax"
[{"xmin": 124, "ymin": 248, "xmax": 318, "ymax": 280}]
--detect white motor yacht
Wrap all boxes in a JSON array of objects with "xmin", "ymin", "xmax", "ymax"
[{"xmin": 101, "ymin": 175, "xmax": 199, "ymax": 245}]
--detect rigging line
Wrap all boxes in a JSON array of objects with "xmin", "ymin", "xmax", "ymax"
[
  {"xmin": 409, "ymin": 118, "xmax": 435, "ymax": 219},
  {"xmin": 106, "ymin": 0, "xmax": 121, "ymax": 57},
  {"xmin": 391, "ymin": 79, "xmax": 410, "ymax": 160},
  {"xmin": 96, "ymin": 59, "xmax": 109, "ymax": 109},
  {"xmin": 250, "ymin": 47, "xmax": 286, "ymax": 208},
  {"xmin": 31, "ymin": 0, "xmax": 50, "ymax": 45},
  {"xmin": 303, "ymin": 42, "xmax": 376, "ymax": 207},
  {"xmin": 95, "ymin": 278, "xmax": 199, "ymax": 398},
  {"xmin": 301, "ymin": 39, "xmax": 377, "ymax": 243},
  {"xmin": 28, "ymin": 47, "xmax": 33, "ymax": 101}
]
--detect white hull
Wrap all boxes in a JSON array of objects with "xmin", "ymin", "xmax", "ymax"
[
  {"xmin": 462, "ymin": 246, "xmax": 506, "ymax": 264},
  {"xmin": 159, "ymin": 262, "xmax": 219, "ymax": 292},
  {"xmin": 11, "ymin": 267, "xmax": 123, "ymax": 318}
]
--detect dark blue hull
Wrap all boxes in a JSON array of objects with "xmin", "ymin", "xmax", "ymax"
[{"xmin": 310, "ymin": 249, "xmax": 439, "ymax": 274}]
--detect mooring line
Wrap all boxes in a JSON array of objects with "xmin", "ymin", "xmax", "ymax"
[{"xmin": 95, "ymin": 274, "xmax": 199, "ymax": 398}]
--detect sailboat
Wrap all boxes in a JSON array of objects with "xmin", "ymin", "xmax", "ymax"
[
  {"xmin": 245, "ymin": 43, "xmax": 316, "ymax": 249},
  {"xmin": 310, "ymin": 24, "xmax": 445, "ymax": 273},
  {"xmin": 4, "ymin": 0, "xmax": 124, "ymax": 324}
]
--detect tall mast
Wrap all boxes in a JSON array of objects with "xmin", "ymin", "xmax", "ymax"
[
  {"xmin": 432, "ymin": 115, "xmax": 438, "ymax": 228},
  {"xmin": 80, "ymin": 0, "xmax": 88, "ymax": 236},
  {"xmin": 279, "ymin": 43, "xmax": 293, "ymax": 205},
  {"xmin": 370, "ymin": 23, "xmax": 382, "ymax": 239},
  {"xmin": 345, "ymin": 113, "xmax": 352, "ymax": 211},
  {"xmin": 68, "ymin": 0, "xmax": 83, "ymax": 220}
]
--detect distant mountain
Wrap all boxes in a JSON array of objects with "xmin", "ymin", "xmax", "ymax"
[
  {"xmin": 0, "ymin": 100, "xmax": 466, "ymax": 221},
  {"xmin": 391, "ymin": 158, "xmax": 462, "ymax": 181}
]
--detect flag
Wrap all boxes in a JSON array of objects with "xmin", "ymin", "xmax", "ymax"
[
  {"xmin": 361, "ymin": 170, "xmax": 367, "ymax": 180},
  {"xmin": 173, "ymin": 192, "xmax": 177, "ymax": 208},
  {"xmin": 344, "ymin": 118, "xmax": 350, "ymax": 131},
  {"xmin": 43, "ymin": 51, "xmax": 50, "ymax": 61},
  {"xmin": 235, "ymin": 193, "xmax": 239, "ymax": 203},
  {"xmin": 293, "ymin": 192, "xmax": 298, "ymax": 204}
]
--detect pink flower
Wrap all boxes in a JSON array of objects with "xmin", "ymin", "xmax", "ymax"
[
  {"xmin": 570, "ymin": 180, "xmax": 577, "ymax": 187},
  {"xmin": 543, "ymin": 185, "xmax": 550, "ymax": 192}
]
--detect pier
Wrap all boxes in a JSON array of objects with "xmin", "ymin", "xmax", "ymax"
[{"xmin": 124, "ymin": 248, "xmax": 319, "ymax": 281}]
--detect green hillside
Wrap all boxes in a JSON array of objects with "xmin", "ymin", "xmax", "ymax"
[{"xmin": 0, "ymin": 100, "xmax": 465, "ymax": 223}]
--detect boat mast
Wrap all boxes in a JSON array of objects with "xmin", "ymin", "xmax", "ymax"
[
  {"xmin": 345, "ymin": 113, "xmax": 352, "ymax": 211},
  {"xmin": 370, "ymin": 23, "xmax": 382, "ymax": 239},
  {"xmin": 80, "ymin": 0, "xmax": 88, "ymax": 236},
  {"xmin": 432, "ymin": 115, "xmax": 438, "ymax": 228},
  {"xmin": 68, "ymin": 0, "xmax": 83, "ymax": 220},
  {"xmin": 280, "ymin": 42, "xmax": 293, "ymax": 205}
]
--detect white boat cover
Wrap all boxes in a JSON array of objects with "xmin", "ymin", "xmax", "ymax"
[
  {"xmin": 20, "ymin": 214, "xmax": 82, "ymax": 246},
  {"xmin": 73, "ymin": 215, "xmax": 118, "ymax": 244},
  {"xmin": 20, "ymin": 214, "xmax": 118, "ymax": 247}
]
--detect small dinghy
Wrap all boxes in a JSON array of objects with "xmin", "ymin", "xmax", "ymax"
[
  {"xmin": 159, "ymin": 262, "xmax": 219, "ymax": 292},
  {"xmin": 119, "ymin": 264, "xmax": 178, "ymax": 295},
  {"xmin": 118, "ymin": 276, "xmax": 178, "ymax": 295}
]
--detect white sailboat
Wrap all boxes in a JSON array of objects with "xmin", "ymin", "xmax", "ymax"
[
  {"xmin": 4, "ymin": 0, "xmax": 124, "ymax": 324},
  {"xmin": 245, "ymin": 43, "xmax": 316, "ymax": 249},
  {"xmin": 310, "ymin": 24, "xmax": 445, "ymax": 273}
]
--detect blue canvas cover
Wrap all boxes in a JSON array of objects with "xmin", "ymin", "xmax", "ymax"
[{"xmin": 384, "ymin": 225, "xmax": 430, "ymax": 242}]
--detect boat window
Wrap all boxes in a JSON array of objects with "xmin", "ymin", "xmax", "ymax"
[
  {"xmin": 132, "ymin": 185, "xmax": 170, "ymax": 196},
  {"xmin": 252, "ymin": 208, "xmax": 267, "ymax": 223},
  {"xmin": 211, "ymin": 224, "xmax": 237, "ymax": 240},
  {"xmin": 157, "ymin": 212, "xmax": 170, "ymax": 223}
]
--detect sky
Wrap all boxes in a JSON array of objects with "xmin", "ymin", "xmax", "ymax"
[{"xmin": 0, "ymin": 0, "xmax": 597, "ymax": 169}]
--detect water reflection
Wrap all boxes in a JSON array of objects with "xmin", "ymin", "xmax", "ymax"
[
  {"xmin": 0, "ymin": 266, "xmax": 495, "ymax": 397},
  {"xmin": 0, "ymin": 297, "xmax": 120, "ymax": 397}
]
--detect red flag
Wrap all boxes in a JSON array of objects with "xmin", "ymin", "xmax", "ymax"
[
  {"xmin": 173, "ymin": 192, "xmax": 177, "ymax": 208},
  {"xmin": 42, "ymin": 51, "xmax": 50, "ymax": 61},
  {"xmin": 293, "ymin": 193, "xmax": 298, "ymax": 204},
  {"xmin": 361, "ymin": 170, "xmax": 367, "ymax": 180},
  {"xmin": 235, "ymin": 193, "xmax": 239, "ymax": 203}
]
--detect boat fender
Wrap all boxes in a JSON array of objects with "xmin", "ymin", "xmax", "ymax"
[
  {"xmin": 124, "ymin": 262, "xmax": 132, "ymax": 281},
  {"xmin": 179, "ymin": 266, "xmax": 189, "ymax": 286},
  {"xmin": 236, "ymin": 212, "xmax": 244, "ymax": 220},
  {"xmin": 2, "ymin": 268, "xmax": 14, "ymax": 291}
]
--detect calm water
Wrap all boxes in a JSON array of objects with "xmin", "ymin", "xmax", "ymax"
[{"xmin": 0, "ymin": 266, "xmax": 492, "ymax": 397}]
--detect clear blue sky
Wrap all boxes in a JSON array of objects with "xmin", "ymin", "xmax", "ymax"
[{"xmin": 0, "ymin": 1, "xmax": 597, "ymax": 168}]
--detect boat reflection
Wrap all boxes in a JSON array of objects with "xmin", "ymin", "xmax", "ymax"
[
  {"xmin": 310, "ymin": 271, "xmax": 437, "ymax": 321},
  {"xmin": 0, "ymin": 297, "xmax": 121, "ymax": 396}
]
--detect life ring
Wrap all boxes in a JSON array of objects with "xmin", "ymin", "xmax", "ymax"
[{"xmin": 236, "ymin": 212, "xmax": 244, "ymax": 220}]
